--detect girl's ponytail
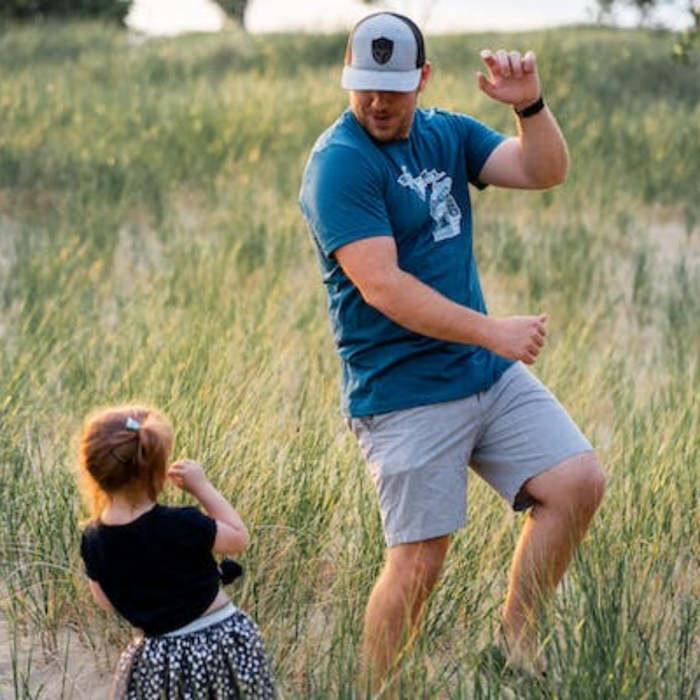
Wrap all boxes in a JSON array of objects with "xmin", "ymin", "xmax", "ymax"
[
  {"xmin": 78, "ymin": 405, "xmax": 174, "ymax": 519},
  {"xmin": 133, "ymin": 413, "xmax": 172, "ymax": 501}
]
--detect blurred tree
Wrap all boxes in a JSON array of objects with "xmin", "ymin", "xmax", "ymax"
[
  {"xmin": 673, "ymin": 3, "xmax": 700, "ymax": 60},
  {"xmin": 595, "ymin": 0, "xmax": 617, "ymax": 20},
  {"xmin": 214, "ymin": 0, "xmax": 381, "ymax": 29},
  {"xmin": 0, "ymin": 0, "xmax": 132, "ymax": 22},
  {"xmin": 631, "ymin": 0, "xmax": 662, "ymax": 22},
  {"xmin": 595, "ymin": 0, "xmax": 690, "ymax": 25},
  {"xmin": 213, "ymin": 0, "xmax": 247, "ymax": 26},
  {"xmin": 595, "ymin": 1, "xmax": 699, "ymax": 59}
]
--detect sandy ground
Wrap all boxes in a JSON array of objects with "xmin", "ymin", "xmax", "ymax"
[{"xmin": 0, "ymin": 616, "xmax": 113, "ymax": 700}]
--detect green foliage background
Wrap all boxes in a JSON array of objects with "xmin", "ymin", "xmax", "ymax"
[
  {"xmin": 0, "ymin": 21, "xmax": 698, "ymax": 698},
  {"xmin": 0, "ymin": 0, "xmax": 132, "ymax": 23}
]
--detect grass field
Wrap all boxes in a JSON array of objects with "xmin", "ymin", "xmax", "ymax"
[{"xmin": 0, "ymin": 20, "xmax": 698, "ymax": 699}]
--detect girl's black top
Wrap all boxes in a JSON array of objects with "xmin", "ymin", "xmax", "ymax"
[{"xmin": 80, "ymin": 504, "xmax": 220, "ymax": 636}]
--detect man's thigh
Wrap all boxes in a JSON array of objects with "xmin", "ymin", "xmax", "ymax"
[
  {"xmin": 471, "ymin": 362, "xmax": 593, "ymax": 510},
  {"xmin": 348, "ymin": 398, "xmax": 481, "ymax": 547}
]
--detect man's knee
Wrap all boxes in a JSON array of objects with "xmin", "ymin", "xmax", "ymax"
[
  {"xmin": 570, "ymin": 452, "xmax": 606, "ymax": 513},
  {"xmin": 386, "ymin": 536, "xmax": 449, "ymax": 596},
  {"xmin": 584, "ymin": 453, "xmax": 606, "ymax": 508},
  {"xmin": 527, "ymin": 452, "xmax": 605, "ymax": 515}
]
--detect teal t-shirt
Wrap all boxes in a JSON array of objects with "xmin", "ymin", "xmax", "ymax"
[{"xmin": 299, "ymin": 107, "xmax": 513, "ymax": 417}]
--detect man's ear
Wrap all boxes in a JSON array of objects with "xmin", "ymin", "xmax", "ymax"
[{"xmin": 418, "ymin": 62, "xmax": 432, "ymax": 93}]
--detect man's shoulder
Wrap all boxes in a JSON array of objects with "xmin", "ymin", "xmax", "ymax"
[
  {"xmin": 416, "ymin": 107, "xmax": 478, "ymax": 133},
  {"xmin": 418, "ymin": 106, "xmax": 459, "ymax": 120},
  {"xmin": 310, "ymin": 110, "xmax": 370, "ymax": 158},
  {"xmin": 302, "ymin": 112, "xmax": 384, "ymax": 193},
  {"xmin": 415, "ymin": 108, "xmax": 503, "ymax": 157}
]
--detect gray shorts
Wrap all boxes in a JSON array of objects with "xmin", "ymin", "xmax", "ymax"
[{"xmin": 347, "ymin": 362, "xmax": 593, "ymax": 547}]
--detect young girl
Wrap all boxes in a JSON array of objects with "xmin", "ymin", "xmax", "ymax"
[{"xmin": 77, "ymin": 404, "xmax": 275, "ymax": 699}]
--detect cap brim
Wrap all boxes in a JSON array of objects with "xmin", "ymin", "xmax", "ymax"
[{"xmin": 341, "ymin": 66, "xmax": 421, "ymax": 92}]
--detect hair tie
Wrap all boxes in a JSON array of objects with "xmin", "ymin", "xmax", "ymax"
[{"xmin": 125, "ymin": 417, "xmax": 141, "ymax": 432}]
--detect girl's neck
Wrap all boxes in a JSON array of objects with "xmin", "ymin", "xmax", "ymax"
[{"xmin": 101, "ymin": 491, "xmax": 157, "ymax": 526}]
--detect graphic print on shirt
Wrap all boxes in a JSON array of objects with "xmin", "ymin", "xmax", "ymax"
[{"xmin": 397, "ymin": 165, "xmax": 462, "ymax": 241}]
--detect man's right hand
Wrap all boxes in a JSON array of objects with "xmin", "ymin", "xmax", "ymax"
[{"xmin": 486, "ymin": 314, "xmax": 547, "ymax": 365}]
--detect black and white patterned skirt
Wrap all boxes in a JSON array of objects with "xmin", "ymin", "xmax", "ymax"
[{"xmin": 111, "ymin": 604, "xmax": 275, "ymax": 699}]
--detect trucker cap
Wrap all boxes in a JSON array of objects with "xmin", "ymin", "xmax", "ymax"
[{"xmin": 341, "ymin": 12, "xmax": 426, "ymax": 92}]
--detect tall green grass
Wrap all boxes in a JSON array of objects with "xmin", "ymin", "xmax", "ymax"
[{"xmin": 1, "ymin": 21, "xmax": 698, "ymax": 698}]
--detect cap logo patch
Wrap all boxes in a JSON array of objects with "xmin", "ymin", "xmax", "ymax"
[{"xmin": 372, "ymin": 37, "xmax": 393, "ymax": 65}]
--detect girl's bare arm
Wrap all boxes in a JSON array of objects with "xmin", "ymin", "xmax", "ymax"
[{"xmin": 168, "ymin": 459, "xmax": 250, "ymax": 555}]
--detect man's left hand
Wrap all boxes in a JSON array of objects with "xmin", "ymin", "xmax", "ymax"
[{"xmin": 476, "ymin": 49, "xmax": 541, "ymax": 110}]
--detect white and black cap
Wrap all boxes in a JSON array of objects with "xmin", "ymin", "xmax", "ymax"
[{"xmin": 341, "ymin": 12, "xmax": 426, "ymax": 92}]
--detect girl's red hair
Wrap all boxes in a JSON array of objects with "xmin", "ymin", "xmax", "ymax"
[{"xmin": 78, "ymin": 405, "xmax": 173, "ymax": 519}]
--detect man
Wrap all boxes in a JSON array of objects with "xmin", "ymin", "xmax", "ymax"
[{"xmin": 299, "ymin": 12, "xmax": 605, "ymax": 687}]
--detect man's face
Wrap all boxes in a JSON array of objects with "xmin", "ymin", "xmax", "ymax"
[{"xmin": 349, "ymin": 64, "xmax": 431, "ymax": 142}]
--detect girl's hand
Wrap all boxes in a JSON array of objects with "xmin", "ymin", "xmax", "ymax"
[{"xmin": 167, "ymin": 458, "xmax": 209, "ymax": 494}]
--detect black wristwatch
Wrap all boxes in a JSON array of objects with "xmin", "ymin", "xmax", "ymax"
[{"xmin": 514, "ymin": 95, "xmax": 545, "ymax": 118}]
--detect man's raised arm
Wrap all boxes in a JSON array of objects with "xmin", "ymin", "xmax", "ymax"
[{"xmin": 476, "ymin": 49, "xmax": 569, "ymax": 189}]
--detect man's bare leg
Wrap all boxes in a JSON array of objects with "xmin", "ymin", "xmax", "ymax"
[
  {"xmin": 361, "ymin": 535, "xmax": 450, "ymax": 691},
  {"xmin": 502, "ymin": 452, "xmax": 605, "ymax": 668}
]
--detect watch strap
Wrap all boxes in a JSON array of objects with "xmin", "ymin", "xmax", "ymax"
[{"xmin": 514, "ymin": 95, "xmax": 545, "ymax": 118}]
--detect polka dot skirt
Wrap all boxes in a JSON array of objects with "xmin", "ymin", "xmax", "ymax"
[{"xmin": 111, "ymin": 608, "xmax": 275, "ymax": 699}]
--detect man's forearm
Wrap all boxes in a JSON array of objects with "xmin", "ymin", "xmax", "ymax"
[
  {"xmin": 365, "ymin": 267, "xmax": 493, "ymax": 346},
  {"xmin": 515, "ymin": 104, "xmax": 569, "ymax": 188},
  {"xmin": 363, "ymin": 267, "xmax": 547, "ymax": 365}
]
